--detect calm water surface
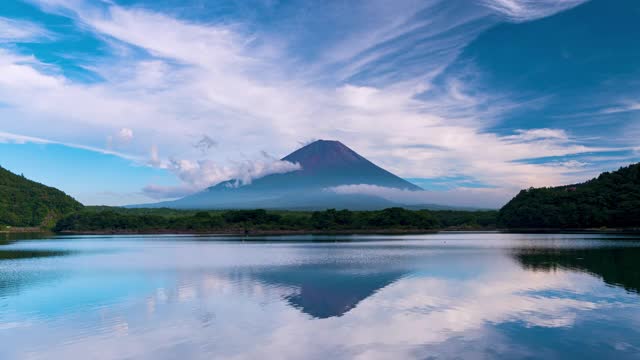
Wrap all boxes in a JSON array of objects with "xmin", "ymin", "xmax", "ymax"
[{"xmin": 1, "ymin": 233, "xmax": 640, "ymax": 359}]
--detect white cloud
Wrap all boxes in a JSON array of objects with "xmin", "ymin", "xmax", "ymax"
[
  {"xmin": 117, "ymin": 127, "xmax": 134, "ymax": 143},
  {"xmin": 231, "ymin": 152, "xmax": 302, "ymax": 187},
  {"xmin": 143, "ymin": 152, "xmax": 301, "ymax": 199},
  {"xmin": 107, "ymin": 127, "xmax": 134, "ymax": 148},
  {"xmin": 166, "ymin": 159, "xmax": 231, "ymax": 190}
]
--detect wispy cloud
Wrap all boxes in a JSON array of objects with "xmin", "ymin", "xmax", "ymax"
[
  {"xmin": 504, "ymin": 128, "xmax": 570, "ymax": 142},
  {"xmin": 598, "ymin": 102, "xmax": 640, "ymax": 115},
  {"xmin": 0, "ymin": 131, "xmax": 140, "ymax": 161},
  {"xmin": 481, "ymin": 0, "xmax": 589, "ymax": 22},
  {"xmin": 0, "ymin": 17, "xmax": 52, "ymax": 42}
]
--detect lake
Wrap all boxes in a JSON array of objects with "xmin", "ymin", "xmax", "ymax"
[{"xmin": 1, "ymin": 233, "xmax": 640, "ymax": 359}]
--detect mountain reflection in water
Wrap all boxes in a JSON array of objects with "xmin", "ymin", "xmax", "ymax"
[{"xmin": 251, "ymin": 263, "xmax": 406, "ymax": 318}]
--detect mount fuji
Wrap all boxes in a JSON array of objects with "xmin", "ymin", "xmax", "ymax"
[{"xmin": 145, "ymin": 140, "xmax": 428, "ymax": 210}]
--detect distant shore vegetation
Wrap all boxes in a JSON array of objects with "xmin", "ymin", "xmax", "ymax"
[{"xmin": 53, "ymin": 207, "xmax": 498, "ymax": 234}]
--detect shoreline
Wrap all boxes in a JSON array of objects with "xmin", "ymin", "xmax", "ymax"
[
  {"xmin": 56, "ymin": 228, "xmax": 444, "ymax": 236},
  {"xmin": 1, "ymin": 227, "xmax": 50, "ymax": 234},
  {"xmin": 6, "ymin": 227, "xmax": 640, "ymax": 237},
  {"xmin": 54, "ymin": 227, "xmax": 640, "ymax": 236},
  {"xmin": 500, "ymin": 228, "xmax": 640, "ymax": 234}
]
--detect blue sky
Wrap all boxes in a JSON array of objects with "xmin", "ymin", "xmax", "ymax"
[{"xmin": 0, "ymin": 0, "xmax": 639, "ymax": 208}]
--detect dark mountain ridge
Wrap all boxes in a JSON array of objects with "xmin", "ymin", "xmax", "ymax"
[
  {"xmin": 0, "ymin": 166, "xmax": 83, "ymax": 227},
  {"xmin": 498, "ymin": 163, "xmax": 640, "ymax": 228}
]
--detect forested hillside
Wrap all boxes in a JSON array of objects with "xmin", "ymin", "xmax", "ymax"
[
  {"xmin": 498, "ymin": 163, "xmax": 640, "ymax": 228},
  {"xmin": 0, "ymin": 166, "xmax": 83, "ymax": 227}
]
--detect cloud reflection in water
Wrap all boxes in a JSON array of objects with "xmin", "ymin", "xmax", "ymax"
[{"xmin": 0, "ymin": 234, "xmax": 639, "ymax": 359}]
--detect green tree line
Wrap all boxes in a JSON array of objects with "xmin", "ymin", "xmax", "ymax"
[{"xmin": 54, "ymin": 207, "xmax": 498, "ymax": 233}]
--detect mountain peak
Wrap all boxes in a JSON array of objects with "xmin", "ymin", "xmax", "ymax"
[
  {"xmin": 283, "ymin": 139, "xmax": 366, "ymax": 169},
  {"xmin": 270, "ymin": 139, "xmax": 421, "ymax": 191},
  {"xmin": 305, "ymin": 139, "xmax": 343, "ymax": 146}
]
